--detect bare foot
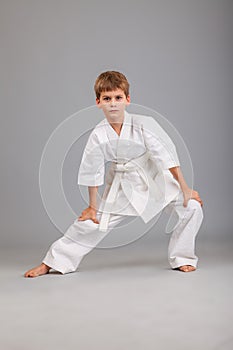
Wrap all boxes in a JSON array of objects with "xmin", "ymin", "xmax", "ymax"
[
  {"xmin": 177, "ymin": 265, "xmax": 196, "ymax": 272},
  {"xmin": 24, "ymin": 263, "xmax": 51, "ymax": 278}
]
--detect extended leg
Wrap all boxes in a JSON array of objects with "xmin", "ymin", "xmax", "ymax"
[{"xmin": 25, "ymin": 212, "xmax": 126, "ymax": 277}]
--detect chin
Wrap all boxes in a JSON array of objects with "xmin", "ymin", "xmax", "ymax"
[{"xmin": 107, "ymin": 113, "xmax": 119, "ymax": 118}]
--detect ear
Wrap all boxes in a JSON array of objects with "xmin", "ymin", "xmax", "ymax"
[
  {"xmin": 96, "ymin": 98, "xmax": 101, "ymax": 108},
  {"xmin": 126, "ymin": 95, "xmax": 131, "ymax": 105}
]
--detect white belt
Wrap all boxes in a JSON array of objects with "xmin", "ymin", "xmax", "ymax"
[{"xmin": 99, "ymin": 151, "xmax": 151, "ymax": 232}]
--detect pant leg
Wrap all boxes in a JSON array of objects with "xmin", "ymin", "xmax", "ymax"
[
  {"xmin": 164, "ymin": 191, "xmax": 204, "ymax": 269},
  {"xmin": 42, "ymin": 211, "xmax": 126, "ymax": 274}
]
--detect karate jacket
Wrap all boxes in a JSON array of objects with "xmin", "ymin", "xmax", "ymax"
[{"xmin": 77, "ymin": 110, "xmax": 181, "ymax": 231}]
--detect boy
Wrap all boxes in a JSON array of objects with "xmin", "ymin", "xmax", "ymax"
[{"xmin": 24, "ymin": 71, "xmax": 203, "ymax": 278}]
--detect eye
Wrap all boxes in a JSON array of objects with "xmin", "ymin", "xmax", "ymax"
[
  {"xmin": 103, "ymin": 97, "xmax": 110, "ymax": 101},
  {"xmin": 116, "ymin": 96, "xmax": 123, "ymax": 100}
]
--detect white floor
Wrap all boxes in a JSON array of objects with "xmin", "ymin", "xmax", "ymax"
[{"xmin": 1, "ymin": 235, "xmax": 232, "ymax": 350}]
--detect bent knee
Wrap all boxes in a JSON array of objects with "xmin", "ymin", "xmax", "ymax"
[
  {"xmin": 72, "ymin": 218, "xmax": 100, "ymax": 234},
  {"xmin": 188, "ymin": 199, "xmax": 204, "ymax": 218}
]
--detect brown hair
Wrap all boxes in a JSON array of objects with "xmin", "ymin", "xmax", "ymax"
[{"xmin": 94, "ymin": 71, "xmax": 130, "ymax": 100}]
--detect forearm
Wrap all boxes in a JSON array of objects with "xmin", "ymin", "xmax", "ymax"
[
  {"xmin": 169, "ymin": 166, "xmax": 189, "ymax": 193},
  {"xmin": 88, "ymin": 186, "xmax": 98, "ymax": 210}
]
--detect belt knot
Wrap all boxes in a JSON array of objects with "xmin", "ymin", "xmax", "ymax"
[{"xmin": 114, "ymin": 163, "xmax": 127, "ymax": 172}]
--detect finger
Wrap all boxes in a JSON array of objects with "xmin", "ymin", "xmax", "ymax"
[{"xmin": 197, "ymin": 199, "xmax": 203, "ymax": 206}]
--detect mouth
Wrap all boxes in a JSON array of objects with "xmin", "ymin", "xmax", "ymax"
[{"xmin": 109, "ymin": 110, "xmax": 119, "ymax": 112}]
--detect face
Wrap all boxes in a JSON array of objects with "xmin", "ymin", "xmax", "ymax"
[{"xmin": 96, "ymin": 88, "xmax": 130, "ymax": 122}]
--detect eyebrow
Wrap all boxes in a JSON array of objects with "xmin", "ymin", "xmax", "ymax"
[{"xmin": 102, "ymin": 94, "xmax": 123, "ymax": 97}]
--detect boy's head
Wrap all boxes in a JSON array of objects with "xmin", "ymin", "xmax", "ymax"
[
  {"xmin": 94, "ymin": 71, "xmax": 130, "ymax": 100},
  {"xmin": 95, "ymin": 71, "xmax": 130, "ymax": 121}
]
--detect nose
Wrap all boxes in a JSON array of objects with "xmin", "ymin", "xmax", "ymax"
[{"xmin": 110, "ymin": 97, "xmax": 116, "ymax": 106}]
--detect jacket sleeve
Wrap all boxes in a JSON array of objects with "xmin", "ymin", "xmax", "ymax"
[
  {"xmin": 142, "ymin": 116, "xmax": 180, "ymax": 170},
  {"xmin": 77, "ymin": 130, "xmax": 105, "ymax": 186}
]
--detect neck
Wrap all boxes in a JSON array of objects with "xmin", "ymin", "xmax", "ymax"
[{"xmin": 110, "ymin": 122, "xmax": 123, "ymax": 135}]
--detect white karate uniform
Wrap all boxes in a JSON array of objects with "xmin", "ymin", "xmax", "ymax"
[{"xmin": 42, "ymin": 111, "xmax": 204, "ymax": 274}]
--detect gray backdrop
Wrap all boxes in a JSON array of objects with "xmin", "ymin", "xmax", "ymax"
[{"xmin": 1, "ymin": 0, "xmax": 232, "ymax": 250}]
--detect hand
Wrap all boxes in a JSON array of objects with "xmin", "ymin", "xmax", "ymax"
[
  {"xmin": 182, "ymin": 188, "xmax": 203, "ymax": 207},
  {"xmin": 77, "ymin": 206, "xmax": 100, "ymax": 224}
]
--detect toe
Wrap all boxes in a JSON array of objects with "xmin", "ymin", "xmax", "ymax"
[
  {"xmin": 178, "ymin": 265, "xmax": 196, "ymax": 272},
  {"xmin": 25, "ymin": 270, "xmax": 37, "ymax": 277},
  {"xmin": 179, "ymin": 266, "xmax": 187, "ymax": 272},
  {"xmin": 24, "ymin": 271, "xmax": 31, "ymax": 277}
]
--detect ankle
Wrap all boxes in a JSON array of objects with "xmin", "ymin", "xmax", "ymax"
[{"xmin": 42, "ymin": 263, "xmax": 51, "ymax": 269}]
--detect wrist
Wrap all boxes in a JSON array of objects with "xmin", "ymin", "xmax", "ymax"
[
  {"xmin": 89, "ymin": 205, "xmax": 97, "ymax": 210},
  {"xmin": 181, "ymin": 186, "xmax": 191, "ymax": 193}
]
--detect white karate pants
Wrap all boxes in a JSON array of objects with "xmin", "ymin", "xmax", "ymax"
[{"xmin": 42, "ymin": 193, "xmax": 204, "ymax": 274}]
